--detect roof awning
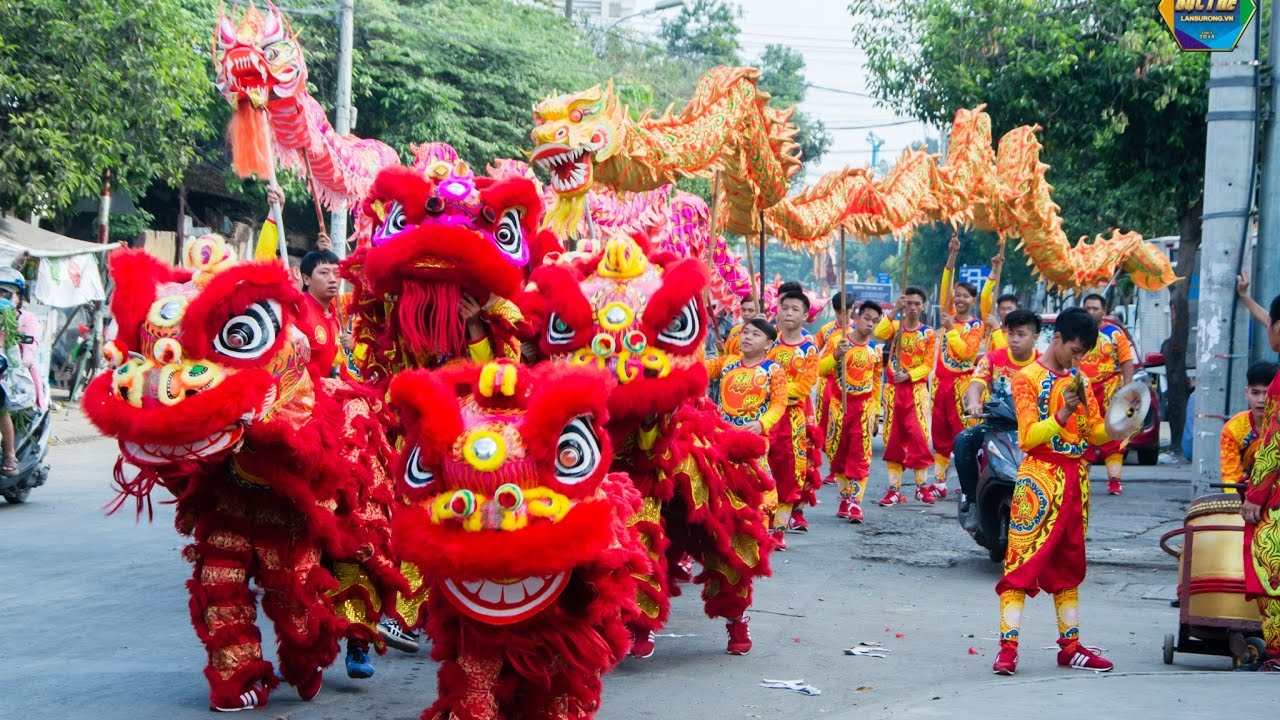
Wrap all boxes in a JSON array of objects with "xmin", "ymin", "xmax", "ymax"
[{"xmin": 0, "ymin": 216, "xmax": 124, "ymax": 258}]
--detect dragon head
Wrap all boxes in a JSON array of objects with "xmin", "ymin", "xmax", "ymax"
[
  {"xmin": 214, "ymin": 1, "xmax": 306, "ymax": 109},
  {"xmin": 527, "ymin": 234, "xmax": 709, "ymax": 423},
  {"xmin": 83, "ymin": 236, "xmax": 311, "ymax": 469},
  {"xmin": 390, "ymin": 360, "xmax": 625, "ymax": 625},
  {"xmin": 529, "ymin": 82, "xmax": 625, "ymax": 229},
  {"xmin": 343, "ymin": 160, "xmax": 560, "ymax": 377}
]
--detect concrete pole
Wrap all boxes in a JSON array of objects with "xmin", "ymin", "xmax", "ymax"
[
  {"xmin": 1191, "ymin": 27, "xmax": 1259, "ymax": 497},
  {"xmin": 1253, "ymin": 5, "xmax": 1280, "ymax": 364},
  {"xmin": 330, "ymin": 0, "xmax": 355, "ymax": 256}
]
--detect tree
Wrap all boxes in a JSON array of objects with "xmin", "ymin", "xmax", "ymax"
[
  {"xmin": 757, "ymin": 44, "xmax": 832, "ymax": 171},
  {"xmin": 658, "ymin": 0, "xmax": 742, "ymax": 68},
  {"xmin": 850, "ymin": 0, "xmax": 1209, "ymax": 447},
  {"xmin": 0, "ymin": 0, "xmax": 216, "ymax": 217}
]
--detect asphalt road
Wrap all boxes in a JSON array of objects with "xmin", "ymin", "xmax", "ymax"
[{"xmin": 0, "ymin": 433, "xmax": 1268, "ymax": 720}]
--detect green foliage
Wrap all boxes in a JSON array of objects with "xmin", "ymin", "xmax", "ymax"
[
  {"xmin": 756, "ymin": 44, "xmax": 832, "ymax": 172},
  {"xmin": 108, "ymin": 209, "xmax": 155, "ymax": 243},
  {"xmin": 849, "ymin": 0, "xmax": 1209, "ymax": 237},
  {"xmin": 658, "ymin": 0, "xmax": 743, "ymax": 67},
  {"xmin": 0, "ymin": 0, "xmax": 216, "ymax": 216}
]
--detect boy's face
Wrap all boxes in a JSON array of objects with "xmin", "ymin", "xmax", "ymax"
[
  {"xmin": 902, "ymin": 293, "xmax": 925, "ymax": 322},
  {"xmin": 739, "ymin": 324, "xmax": 769, "ymax": 355},
  {"xmin": 835, "ymin": 307, "xmax": 850, "ymax": 325},
  {"xmin": 1005, "ymin": 324, "xmax": 1037, "ymax": 359},
  {"xmin": 1051, "ymin": 333, "xmax": 1088, "ymax": 366},
  {"xmin": 997, "ymin": 299, "xmax": 1018, "ymax": 320},
  {"xmin": 953, "ymin": 286, "xmax": 974, "ymax": 314},
  {"xmin": 778, "ymin": 298, "xmax": 806, "ymax": 330},
  {"xmin": 1247, "ymin": 383, "xmax": 1270, "ymax": 414},
  {"xmin": 856, "ymin": 308, "xmax": 881, "ymax": 336},
  {"xmin": 740, "ymin": 300, "xmax": 758, "ymax": 322}
]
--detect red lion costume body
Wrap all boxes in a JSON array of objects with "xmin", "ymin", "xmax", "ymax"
[
  {"xmin": 525, "ymin": 234, "xmax": 774, "ymax": 657},
  {"xmin": 82, "ymin": 238, "xmax": 399, "ymax": 711},
  {"xmin": 390, "ymin": 360, "xmax": 647, "ymax": 720}
]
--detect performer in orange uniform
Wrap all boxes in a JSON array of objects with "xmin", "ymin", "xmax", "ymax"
[
  {"xmin": 814, "ymin": 292, "xmax": 852, "ymax": 450},
  {"xmin": 721, "ymin": 296, "xmax": 760, "ymax": 356},
  {"xmin": 873, "ymin": 287, "xmax": 938, "ymax": 505},
  {"xmin": 820, "ymin": 300, "xmax": 883, "ymax": 524},
  {"xmin": 1221, "ymin": 362, "xmax": 1279, "ymax": 490},
  {"xmin": 707, "ymin": 318, "xmax": 788, "ymax": 437},
  {"xmin": 1079, "ymin": 293, "xmax": 1134, "ymax": 496},
  {"xmin": 934, "ymin": 238, "xmax": 984, "ymax": 496},
  {"xmin": 1241, "ymin": 295, "xmax": 1280, "ymax": 671},
  {"xmin": 767, "ymin": 282, "xmax": 821, "ymax": 541},
  {"xmin": 992, "ymin": 307, "xmax": 1128, "ymax": 676}
]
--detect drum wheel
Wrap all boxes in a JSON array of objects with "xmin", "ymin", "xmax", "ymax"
[
  {"xmin": 1231, "ymin": 635, "xmax": 1267, "ymax": 670},
  {"xmin": 1162, "ymin": 633, "xmax": 1175, "ymax": 665}
]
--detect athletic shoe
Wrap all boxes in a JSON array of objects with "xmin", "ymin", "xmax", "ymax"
[
  {"xmin": 931, "ymin": 481, "xmax": 949, "ymax": 500},
  {"xmin": 770, "ymin": 527, "xmax": 787, "ymax": 551},
  {"xmin": 1257, "ymin": 658, "xmax": 1280, "ymax": 672},
  {"xmin": 1107, "ymin": 479, "xmax": 1123, "ymax": 496},
  {"xmin": 630, "ymin": 626, "xmax": 656, "ymax": 659},
  {"xmin": 836, "ymin": 497, "xmax": 853, "ymax": 519},
  {"xmin": 992, "ymin": 640, "xmax": 1019, "ymax": 675},
  {"xmin": 878, "ymin": 488, "xmax": 907, "ymax": 506},
  {"xmin": 847, "ymin": 502, "xmax": 864, "ymax": 524},
  {"xmin": 211, "ymin": 682, "xmax": 267, "ymax": 712},
  {"xmin": 726, "ymin": 616, "xmax": 753, "ymax": 655},
  {"xmin": 1057, "ymin": 640, "xmax": 1114, "ymax": 672},
  {"xmin": 345, "ymin": 642, "xmax": 375, "ymax": 679},
  {"xmin": 789, "ymin": 508, "xmax": 810, "ymax": 532},
  {"xmin": 914, "ymin": 484, "xmax": 937, "ymax": 505},
  {"xmin": 378, "ymin": 619, "xmax": 421, "ymax": 654},
  {"xmin": 296, "ymin": 667, "xmax": 323, "ymax": 701},
  {"xmin": 823, "ymin": 474, "xmax": 838, "ymax": 486}
]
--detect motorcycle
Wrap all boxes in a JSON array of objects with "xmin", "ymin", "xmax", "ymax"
[
  {"xmin": 958, "ymin": 393, "xmax": 1023, "ymax": 562},
  {"xmin": 0, "ymin": 336, "xmax": 52, "ymax": 504}
]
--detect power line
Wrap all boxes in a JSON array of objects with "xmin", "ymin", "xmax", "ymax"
[
  {"xmin": 806, "ymin": 83, "xmax": 874, "ymax": 98},
  {"xmin": 824, "ymin": 119, "xmax": 921, "ymax": 130}
]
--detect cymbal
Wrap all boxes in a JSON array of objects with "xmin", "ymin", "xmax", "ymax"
[{"xmin": 1105, "ymin": 381, "xmax": 1150, "ymax": 439}]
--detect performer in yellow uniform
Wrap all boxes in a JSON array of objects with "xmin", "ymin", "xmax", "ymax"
[
  {"xmin": 815, "ymin": 292, "xmax": 852, "ymax": 459},
  {"xmin": 1221, "ymin": 362, "xmax": 1279, "ymax": 490},
  {"xmin": 992, "ymin": 308, "xmax": 1128, "ymax": 676},
  {"xmin": 767, "ymin": 282, "xmax": 821, "ymax": 541},
  {"xmin": 1079, "ymin": 293, "xmax": 1135, "ymax": 496},
  {"xmin": 819, "ymin": 300, "xmax": 883, "ymax": 524},
  {"xmin": 706, "ymin": 318, "xmax": 789, "ymax": 438},
  {"xmin": 873, "ymin": 287, "xmax": 938, "ymax": 505},
  {"xmin": 933, "ymin": 237, "xmax": 984, "ymax": 496},
  {"xmin": 722, "ymin": 296, "xmax": 760, "ymax": 357}
]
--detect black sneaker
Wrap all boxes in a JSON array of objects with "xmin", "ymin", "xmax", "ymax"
[{"xmin": 378, "ymin": 619, "xmax": 421, "ymax": 654}]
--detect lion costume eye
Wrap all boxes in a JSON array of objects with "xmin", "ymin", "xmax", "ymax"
[
  {"xmin": 379, "ymin": 202, "xmax": 409, "ymax": 239},
  {"xmin": 214, "ymin": 300, "xmax": 281, "ymax": 360},
  {"xmin": 493, "ymin": 209, "xmax": 525, "ymax": 261},
  {"xmin": 404, "ymin": 447, "xmax": 434, "ymax": 488},
  {"xmin": 657, "ymin": 300, "xmax": 700, "ymax": 347},
  {"xmin": 554, "ymin": 416, "xmax": 600, "ymax": 484},
  {"xmin": 547, "ymin": 313, "xmax": 574, "ymax": 345}
]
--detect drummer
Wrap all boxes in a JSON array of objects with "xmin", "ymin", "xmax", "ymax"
[{"xmin": 1220, "ymin": 362, "xmax": 1279, "ymax": 492}]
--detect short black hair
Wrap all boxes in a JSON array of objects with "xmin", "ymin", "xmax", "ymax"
[
  {"xmin": 955, "ymin": 282, "xmax": 978, "ymax": 298},
  {"xmin": 301, "ymin": 250, "xmax": 340, "ymax": 278},
  {"xmin": 830, "ymin": 292, "xmax": 851, "ymax": 312},
  {"xmin": 1003, "ymin": 309, "xmax": 1041, "ymax": 334},
  {"xmin": 1247, "ymin": 361, "xmax": 1279, "ymax": 387},
  {"xmin": 904, "ymin": 285, "xmax": 927, "ymax": 302},
  {"xmin": 997, "ymin": 293, "xmax": 1019, "ymax": 307},
  {"xmin": 857, "ymin": 300, "xmax": 883, "ymax": 316},
  {"xmin": 1082, "ymin": 292, "xmax": 1107, "ymax": 309},
  {"xmin": 778, "ymin": 281, "xmax": 810, "ymax": 311},
  {"xmin": 1055, "ymin": 307, "xmax": 1098, "ymax": 350},
  {"xmin": 745, "ymin": 317, "xmax": 778, "ymax": 342},
  {"xmin": 1270, "ymin": 293, "xmax": 1280, "ymax": 324}
]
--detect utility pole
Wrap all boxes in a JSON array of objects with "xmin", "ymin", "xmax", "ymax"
[
  {"xmin": 565, "ymin": 0, "xmax": 573, "ymax": 20},
  {"xmin": 330, "ymin": 0, "xmax": 355, "ymax": 257},
  {"xmin": 1192, "ymin": 25, "xmax": 1259, "ymax": 497},
  {"xmin": 1253, "ymin": 6, "xmax": 1280, "ymax": 364}
]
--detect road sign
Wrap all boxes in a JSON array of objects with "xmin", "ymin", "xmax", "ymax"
[
  {"xmin": 846, "ymin": 282, "xmax": 894, "ymax": 305},
  {"xmin": 958, "ymin": 265, "xmax": 990, "ymax": 287},
  {"xmin": 876, "ymin": 273, "xmax": 892, "ymax": 284}
]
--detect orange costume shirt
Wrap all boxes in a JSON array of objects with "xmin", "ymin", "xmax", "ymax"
[
  {"xmin": 297, "ymin": 292, "xmax": 340, "ymax": 380},
  {"xmin": 814, "ymin": 320, "xmax": 840, "ymax": 352},
  {"xmin": 1221, "ymin": 410, "xmax": 1262, "ymax": 489},
  {"xmin": 768, "ymin": 336, "xmax": 821, "ymax": 406},
  {"xmin": 971, "ymin": 347, "xmax": 1041, "ymax": 401},
  {"xmin": 873, "ymin": 317, "xmax": 937, "ymax": 383},
  {"xmin": 723, "ymin": 321, "xmax": 746, "ymax": 356},
  {"xmin": 818, "ymin": 337, "xmax": 883, "ymax": 404},
  {"xmin": 1078, "ymin": 321, "xmax": 1134, "ymax": 392},
  {"xmin": 1011, "ymin": 361, "xmax": 1109, "ymax": 460},
  {"xmin": 706, "ymin": 354, "xmax": 788, "ymax": 431},
  {"xmin": 938, "ymin": 316, "xmax": 984, "ymax": 378}
]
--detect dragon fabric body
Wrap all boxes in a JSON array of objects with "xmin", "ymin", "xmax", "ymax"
[
  {"xmin": 390, "ymin": 360, "xmax": 648, "ymax": 720},
  {"xmin": 525, "ymin": 234, "xmax": 775, "ymax": 652},
  {"xmin": 82, "ymin": 237, "xmax": 400, "ymax": 711}
]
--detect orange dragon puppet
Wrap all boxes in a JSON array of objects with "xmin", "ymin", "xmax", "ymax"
[
  {"xmin": 82, "ymin": 238, "xmax": 399, "ymax": 712},
  {"xmin": 389, "ymin": 360, "xmax": 648, "ymax": 720},
  {"xmin": 524, "ymin": 233, "xmax": 775, "ymax": 658}
]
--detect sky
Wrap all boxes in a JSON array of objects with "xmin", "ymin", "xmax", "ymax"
[{"xmin": 626, "ymin": 0, "xmax": 934, "ymax": 180}]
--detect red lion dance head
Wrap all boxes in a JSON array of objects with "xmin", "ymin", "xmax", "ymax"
[
  {"xmin": 389, "ymin": 359, "xmax": 646, "ymax": 719},
  {"xmin": 343, "ymin": 161, "xmax": 560, "ymax": 383},
  {"xmin": 527, "ymin": 234, "xmax": 710, "ymax": 425}
]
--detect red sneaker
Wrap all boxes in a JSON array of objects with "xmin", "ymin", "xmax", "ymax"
[
  {"xmin": 789, "ymin": 509, "xmax": 809, "ymax": 532},
  {"xmin": 1107, "ymin": 479, "xmax": 1123, "ymax": 496},
  {"xmin": 878, "ymin": 488, "xmax": 907, "ymax": 506},
  {"xmin": 835, "ymin": 497, "xmax": 852, "ymax": 519},
  {"xmin": 931, "ymin": 481, "xmax": 949, "ymax": 500},
  {"xmin": 296, "ymin": 667, "xmax": 323, "ymax": 701},
  {"xmin": 770, "ymin": 527, "xmax": 787, "ymax": 551},
  {"xmin": 630, "ymin": 626, "xmax": 656, "ymax": 659},
  {"xmin": 726, "ymin": 616, "xmax": 753, "ymax": 655},
  {"xmin": 823, "ymin": 474, "xmax": 838, "ymax": 486},
  {"xmin": 847, "ymin": 502, "xmax": 864, "ymax": 524},
  {"xmin": 914, "ymin": 484, "xmax": 937, "ymax": 505},
  {"xmin": 992, "ymin": 640, "xmax": 1018, "ymax": 675},
  {"xmin": 1057, "ymin": 640, "xmax": 1114, "ymax": 671}
]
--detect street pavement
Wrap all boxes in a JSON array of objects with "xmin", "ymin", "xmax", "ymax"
[{"xmin": 1, "ymin": 409, "xmax": 1269, "ymax": 719}]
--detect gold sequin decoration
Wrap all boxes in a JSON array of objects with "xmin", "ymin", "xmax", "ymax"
[
  {"xmin": 396, "ymin": 561, "xmax": 430, "ymax": 628},
  {"xmin": 212, "ymin": 642, "xmax": 262, "ymax": 677},
  {"xmin": 632, "ymin": 497, "xmax": 662, "ymax": 526},
  {"xmin": 725, "ymin": 490, "xmax": 746, "ymax": 510},
  {"xmin": 635, "ymin": 589, "xmax": 661, "ymax": 619},
  {"xmin": 200, "ymin": 566, "xmax": 247, "ymax": 585},
  {"xmin": 732, "ymin": 532, "xmax": 760, "ymax": 568},
  {"xmin": 330, "ymin": 561, "xmax": 382, "ymax": 622}
]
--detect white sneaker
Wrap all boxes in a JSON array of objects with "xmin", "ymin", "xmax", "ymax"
[{"xmin": 378, "ymin": 619, "xmax": 421, "ymax": 653}]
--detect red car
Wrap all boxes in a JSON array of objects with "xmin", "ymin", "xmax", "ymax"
[{"xmin": 1036, "ymin": 314, "xmax": 1162, "ymax": 465}]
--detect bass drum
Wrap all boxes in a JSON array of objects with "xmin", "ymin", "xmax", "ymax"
[{"xmin": 1179, "ymin": 493, "xmax": 1261, "ymax": 623}]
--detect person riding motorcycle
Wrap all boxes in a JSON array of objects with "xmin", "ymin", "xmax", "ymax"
[{"xmin": 0, "ymin": 267, "xmax": 42, "ymax": 474}]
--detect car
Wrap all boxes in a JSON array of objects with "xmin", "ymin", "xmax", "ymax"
[{"xmin": 1036, "ymin": 314, "xmax": 1162, "ymax": 466}]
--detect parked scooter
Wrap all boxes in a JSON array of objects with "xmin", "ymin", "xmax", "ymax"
[{"xmin": 958, "ymin": 394, "xmax": 1023, "ymax": 562}]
